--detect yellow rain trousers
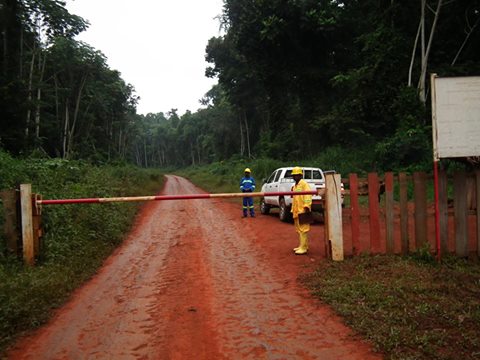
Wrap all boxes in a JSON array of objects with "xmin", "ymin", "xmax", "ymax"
[{"xmin": 291, "ymin": 179, "xmax": 312, "ymax": 254}]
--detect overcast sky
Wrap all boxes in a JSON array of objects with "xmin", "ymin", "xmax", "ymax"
[{"xmin": 65, "ymin": 0, "xmax": 224, "ymax": 116}]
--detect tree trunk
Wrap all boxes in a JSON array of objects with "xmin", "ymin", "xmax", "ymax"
[
  {"xmin": 244, "ymin": 110, "xmax": 251, "ymax": 158},
  {"xmin": 418, "ymin": 0, "xmax": 426, "ymax": 101},
  {"xmin": 191, "ymin": 142, "xmax": 195, "ymax": 166},
  {"xmin": 239, "ymin": 116, "xmax": 245, "ymax": 156},
  {"xmin": 63, "ymin": 100, "xmax": 69, "ymax": 159},
  {"xmin": 408, "ymin": 20, "xmax": 422, "ymax": 87},
  {"xmin": 197, "ymin": 136, "xmax": 201, "ymax": 164},
  {"xmin": 67, "ymin": 74, "xmax": 87, "ymax": 157},
  {"xmin": 25, "ymin": 44, "xmax": 36, "ymax": 137},
  {"xmin": 418, "ymin": 0, "xmax": 443, "ymax": 104},
  {"xmin": 135, "ymin": 144, "xmax": 141, "ymax": 166},
  {"xmin": 2, "ymin": 21, "xmax": 7, "ymax": 77},
  {"xmin": 34, "ymin": 51, "xmax": 47, "ymax": 140},
  {"xmin": 118, "ymin": 130, "xmax": 123, "ymax": 157},
  {"xmin": 451, "ymin": 16, "xmax": 479, "ymax": 66},
  {"xmin": 19, "ymin": 27, "xmax": 23, "ymax": 79},
  {"xmin": 143, "ymin": 139, "xmax": 148, "ymax": 168}
]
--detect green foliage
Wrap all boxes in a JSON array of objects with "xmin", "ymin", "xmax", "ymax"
[
  {"xmin": 0, "ymin": 153, "xmax": 163, "ymax": 353},
  {"xmin": 307, "ymin": 146, "xmax": 375, "ymax": 176},
  {"xmin": 374, "ymin": 126, "xmax": 432, "ymax": 173},
  {"xmin": 3, "ymin": 0, "xmax": 480, "ymax": 172}
]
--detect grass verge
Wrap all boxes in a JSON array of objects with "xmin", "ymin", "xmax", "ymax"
[{"xmin": 300, "ymin": 254, "xmax": 480, "ymax": 360}]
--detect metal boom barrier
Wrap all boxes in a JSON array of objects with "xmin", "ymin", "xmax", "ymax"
[
  {"xmin": 7, "ymin": 180, "xmax": 345, "ymax": 266},
  {"xmin": 37, "ymin": 190, "xmax": 322, "ymax": 205}
]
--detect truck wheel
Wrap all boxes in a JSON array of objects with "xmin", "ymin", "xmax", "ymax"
[
  {"xmin": 279, "ymin": 198, "xmax": 291, "ymax": 222},
  {"xmin": 260, "ymin": 198, "xmax": 270, "ymax": 215}
]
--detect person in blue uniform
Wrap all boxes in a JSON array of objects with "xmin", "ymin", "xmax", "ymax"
[{"xmin": 240, "ymin": 168, "xmax": 256, "ymax": 217}]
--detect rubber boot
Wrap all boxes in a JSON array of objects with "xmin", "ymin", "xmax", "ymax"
[
  {"xmin": 293, "ymin": 232, "xmax": 309, "ymax": 252},
  {"xmin": 294, "ymin": 233, "xmax": 308, "ymax": 255},
  {"xmin": 293, "ymin": 243, "xmax": 301, "ymax": 252}
]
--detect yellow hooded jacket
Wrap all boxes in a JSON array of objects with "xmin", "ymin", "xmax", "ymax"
[{"xmin": 291, "ymin": 179, "xmax": 312, "ymax": 218}]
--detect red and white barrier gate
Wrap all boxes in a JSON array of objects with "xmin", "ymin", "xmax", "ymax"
[
  {"xmin": 10, "ymin": 174, "xmax": 343, "ymax": 266},
  {"xmin": 36, "ymin": 190, "xmax": 319, "ymax": 205}
]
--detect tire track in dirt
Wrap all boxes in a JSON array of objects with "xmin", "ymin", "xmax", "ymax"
[{"xmin": 8, "ymin": 175, "xmax": 381, "ymax": 359}]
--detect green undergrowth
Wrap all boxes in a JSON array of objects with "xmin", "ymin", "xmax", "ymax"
[
  {"xmin": 177, "ymin": 148, "xmax": 376, "ymax": 195},
  {"xmin": 301, "ymin": 254, "xmax": 480, "ymax": 360},
  {"xmin": 0, "ymin": 152, "xmax": 164, "ymax": 354}
]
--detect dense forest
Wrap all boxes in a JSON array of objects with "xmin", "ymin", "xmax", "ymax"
[{"xmin": 1, "ymin": 0, "xmax": 479, "ymax": 169}]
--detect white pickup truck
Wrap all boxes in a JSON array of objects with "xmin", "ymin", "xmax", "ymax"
[{"xmin": 260, "ymin": 167, "xmax": 341, "ymax": 222}]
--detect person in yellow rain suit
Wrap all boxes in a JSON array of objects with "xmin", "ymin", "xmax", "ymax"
[{"xmin": 290, "ymin": 167, "xmax": 313, "ymax": 255}]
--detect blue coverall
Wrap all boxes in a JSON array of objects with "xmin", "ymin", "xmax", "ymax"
[{"xmin": 240, "ymin": 176, "xmax": 256, "ymax": 217}]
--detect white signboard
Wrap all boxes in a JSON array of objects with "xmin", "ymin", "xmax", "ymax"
[{"xmin": 431, "ymin": 75, "xmax": 480, "ymax": 160}]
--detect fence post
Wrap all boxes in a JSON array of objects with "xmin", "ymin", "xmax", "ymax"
[
  {"xmin": 325, "ymin": 173, "xmax": 343, "ymax": 261},
  {"xmin": 399, "ymin": 173, "xmax": 409, "ymax": 254},
  {"xmin": 453, "ymin": 172, "xmax": 468, "ymax": 257},
  {"xmin": 32, "ymin": 194, "xmax": 43, "ymax": 258},
  {"xmin": 368, "ymin": 173, "xmax": 380, "ymax": 253},
  {"xmin": 349, "ymin": 173, "xmax": 360, "ymax": 255},
  {"xmin": 413, "ymin": 172, "xmax": 427, "ymax": 249},
  {"xmin": 385, "ymin": 172, "xmax": 394, "ymax": 254},
  {"xmin": 20, "ymin": 184, "xmax": 35, "ymax": 266}
]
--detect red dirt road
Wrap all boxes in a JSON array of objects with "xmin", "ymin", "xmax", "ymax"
[{"xmin": 9, "ymin": 175, "xmax": 381, "ymax": 359}]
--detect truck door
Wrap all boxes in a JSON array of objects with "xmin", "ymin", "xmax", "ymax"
[{"xmin": 264, "ymin": 170, "xmax": 281, "ymax": 204}]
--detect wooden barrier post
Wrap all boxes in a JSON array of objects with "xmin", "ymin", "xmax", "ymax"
[
  {"xmin": 399, "ymin": 173, "xmax": 409, "ymax": 254},
  {"xmin": 349, "ymin": 173, "xmax": 360, "ymax": 255},
  {"xmin": 20, "ymin": 184, "xmax": 35, "ymax": 266},
  {"xmin": 385, "ymin": 172, "xmax": 394, "ymax": 254},
  {"xmin": 325, "ymin": 173, "xmax": 344, "ymax": 261},
  {"xmin": 32, "ymin": 194, "xmax": 43, "ymax": 258}
]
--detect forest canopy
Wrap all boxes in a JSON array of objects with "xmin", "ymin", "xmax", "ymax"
[{"xmin": 1, "ymin": 0, "xmax": 479, "ymax": 170}]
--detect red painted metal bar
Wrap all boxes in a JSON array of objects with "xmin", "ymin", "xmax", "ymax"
[{"xmin": 37, "ymin": 190, "xmax": 321, "ymax": 205}]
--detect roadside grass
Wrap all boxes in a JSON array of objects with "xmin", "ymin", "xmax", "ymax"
[
  {"xmin": 301, "ymin": 254, "xmax": 480, "ymax": 360},
  {"xmin": 0, "ymin": 153, "xmax": 164, "ymax": 354}
]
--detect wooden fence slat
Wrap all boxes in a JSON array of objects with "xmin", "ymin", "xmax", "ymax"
[
  {"xmin": 477, "ymin": 171, "xmax": 480, "ymax": 258},
  {"xmin": 385, "ymin": 172, "xmax": 394, "ymax": 254},
  {"xmin": 368, "ymin": 173, "xmax": 380, "ymax": 253},
  {"xmin": 454, "ymin": 172, "xmax": 468, "ymax": 257},
  {"xmin": 399, "ymin": 172, "xmax": 409, "ymax": 254},
  {"xmin": 413, "ymin": 172, "xmax": 427, "ymax": 249},
  {"xmin": 349, "ymin": 173, "xmax": 360, "ymax": 255},
  {"xmin": 438, "ymin": 169, "xmax": 449, "ymax": 254}
]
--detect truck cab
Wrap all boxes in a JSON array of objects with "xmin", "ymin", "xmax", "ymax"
[{"xmin": 260, "ymin": 167, "xmax": 328, "ymax": 222}]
